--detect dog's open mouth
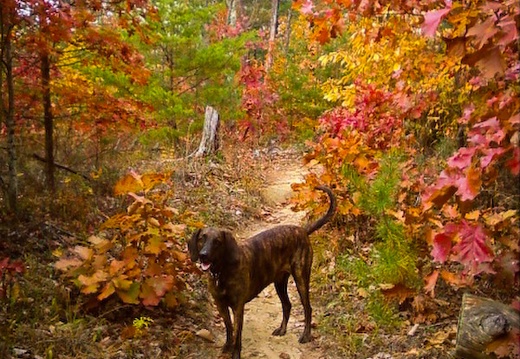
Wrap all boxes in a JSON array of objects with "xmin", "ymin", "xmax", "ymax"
[{"xmin": 200, "ymin": 261, "xmax": 211, "ymax": 271}]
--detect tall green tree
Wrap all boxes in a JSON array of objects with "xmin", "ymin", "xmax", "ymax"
[{"xmin": 138, "ymin": 0, "xmax": 255, "ymax": 146}]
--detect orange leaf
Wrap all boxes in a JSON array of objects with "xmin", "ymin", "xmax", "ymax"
[
  {"xmin": 140, "ymin": 281, "xmax": 161, "ymax": 306},
  {"xmin": 73, "ymin": 246, "xmax": 93, "ymax": 261},
  {"xmin": 424, "ymin": 270, "xmax": 439, "ymax": 297},
  {"xmin": 97, "ymin": 282, "xmax": 115, "ymax": 301},
  {"xmin": 172, "ymin": 250, "xmax": 187, "ymax": 262},
  {"xmin": 144, "ymin": 262, "xmax": 162, "ymax": 276},
  {"xmin": 162, "ymin": 223, "xmax": 186, "ymax": 235},
  {"xmin": 424, "ymin": 186, "xmax": 457, "ymax": 210},
  {"xmin": 55, "ymin": 258, "xmax": 82, "ymax": 271},
  {"xmin": 109, "ymin": 260, "xmax": 125, "ymax": 275},
  {"xmin": 148, "ymin": 275, "xmax": 174, "ymax": 297},
  {"xmin": 380, "ymin": 283, "xmax": 416, "ymax": 304},
  {"xmin": 440, "ymin": 269, "xmax": 471, "ymax": 287}
]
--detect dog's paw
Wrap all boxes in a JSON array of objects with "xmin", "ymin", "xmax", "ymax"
[
  {"xmin": 298, "ymin": 333, "xmax": 312, "ymax": 343},
  {"xmin": 221, "ymin": 343, "xmax": 233, "ymax": 353},
  {"xmin": 272, "ymin": 327, "xmax": 287, "ymax": 336}
]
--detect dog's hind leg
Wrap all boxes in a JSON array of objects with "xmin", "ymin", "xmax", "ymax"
[
  {"xmin": 293, "ymin": 251, "xmax": 313, "ymax": 343},
  {"xmin": 272, "ymin": 272, "xmax": 291, "ymax": 336}
]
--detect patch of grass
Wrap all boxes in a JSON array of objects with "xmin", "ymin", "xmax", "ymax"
[{"xmin": 366, "ymin": 291, "xmax": 400, "ymax": 328}]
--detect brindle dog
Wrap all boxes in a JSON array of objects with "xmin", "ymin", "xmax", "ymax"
[{"xmin": 188, "ymin": 186, "xmax": 336, "ymax": 359}]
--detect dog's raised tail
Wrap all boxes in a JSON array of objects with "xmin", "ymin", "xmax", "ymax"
[{"xmin": 304, "ymin": 185, "xmax": 336, "ymax": 235}]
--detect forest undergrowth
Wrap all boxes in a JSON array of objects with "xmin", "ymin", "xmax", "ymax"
[{"xmin": 1, "ymin": 143, "xmax": 507, "ymax": 359}]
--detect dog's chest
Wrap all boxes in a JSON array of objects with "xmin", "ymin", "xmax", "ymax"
[{"xmin": 208, "ymin": 272, "xmax": 245, "ymax": 307}]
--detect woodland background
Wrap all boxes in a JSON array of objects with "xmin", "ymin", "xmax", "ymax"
[{"xmin": 0, "ymin": 0, "xmax": 519, "ymax": 358}]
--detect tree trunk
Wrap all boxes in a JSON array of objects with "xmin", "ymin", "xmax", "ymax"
[
  {"xmin": 41, "ymin": 51, "xmax": 55, "ymax": 192},
  {"xmin": 193, "ymin": 106, "xmax": 220, "ymax": 157},
  {"xmin": 265, "ymin": 0, "xmax": 280, "ymax": 71},
  {"xmin": 1, "ymin": 24, "xmax": 18, "ymax": 213},
  {"xmin": 455, "ymin": 294, "xmax": 520, "ymax": 359},
  {"xmin": 226, "ymin": 0, "xmax": 241, "ymax": 27}
]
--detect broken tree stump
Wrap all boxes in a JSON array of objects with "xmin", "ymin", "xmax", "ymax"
[
  {"xmin": 455, "ymin": 293, "xmax": 520, "ymax": 359},
  {"xmin": 193, "ymin": 105, "xmax": 220, "ymax": 157}
]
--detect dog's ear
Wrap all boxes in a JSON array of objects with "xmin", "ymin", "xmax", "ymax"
[
  {"xmin": 188, "ymin": 228, "xmax": 202, "ymax": 262},
  {"xmin": 221, "ymin": 230, "xmax": 240, "ymax": 264}
]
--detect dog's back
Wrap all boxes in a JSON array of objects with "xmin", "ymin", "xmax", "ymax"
[{"xmin": 240, "ymin": 225, "xmax": 311, "ymax": 302}]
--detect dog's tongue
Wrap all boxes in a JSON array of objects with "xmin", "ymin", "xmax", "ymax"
[{"xmin": 201, "ymin": 262, "xmax": 211, "ymax": 271}]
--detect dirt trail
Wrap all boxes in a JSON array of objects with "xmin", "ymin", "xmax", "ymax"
[{"xmin": 222, "ymin": 155, "xmax": 327, "ymax": 359}]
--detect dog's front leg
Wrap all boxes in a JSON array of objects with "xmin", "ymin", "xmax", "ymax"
[
  {"xmin": 215, "ymin": 301, "xmax": 234, "ymax": 353},
  {"xmin": 231, "ymin": 304, "xmax": 245, "ymax": 359}
]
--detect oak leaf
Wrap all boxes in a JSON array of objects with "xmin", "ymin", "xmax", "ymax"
[
  {"xmin": 452, "ymin": 221, "xmax": 494, "ymax": 274},
  {"xmin": 431, "ymin": 233, "xmax": 452, "ymax": 263},
  {"xmin": 73, "ymin": 246, "xmax": 94, "ymax": 261},
  {"xmin": 422, "ymin": 3, "xmax": 452, "ymax": 38},
  {"xmin": 55, "ymin": 258, "xmax": 82, "ymax": 271},
  {"xmin": 116, "ymin": 282, "xmax": 140, "ymax": 304},
  {"xmin": 97, "ymin": 282, "xmax": 115, "ymax": 301}
]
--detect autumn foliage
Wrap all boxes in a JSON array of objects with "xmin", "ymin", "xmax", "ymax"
[
  {"xmin": 291, "ymin": 0, "xmax": 519, "ymax": 300},
  {"xmin": 56, "ymin": 172, "xmax": 197, "ymax": 308}
]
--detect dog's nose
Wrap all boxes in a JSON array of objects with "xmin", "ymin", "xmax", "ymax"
[{"xmin": 199, "ymin": 251, "xmax": 208, "ymax": 262}]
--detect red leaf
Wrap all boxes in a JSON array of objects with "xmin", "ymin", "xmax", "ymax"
[
  {"xmin": 506, "ymin": 148, "xmax": 520, "ymax": 175},
  {"xmin": 422, "ymin": 2, "xmax": 452, "ymax": 37},
  {"xmin": 447, "ymin": 147, "xmax": 476, "ymax": 170},
  {"xmin": 300, "ymin": 0, "xmax": 314, "ymax": 15},
  {"xmin": 8, "ymin": 260, "xmax": 25, "ymax": 274},
  {"xmin": 480, "ymin": 147, "xmax": 506, "ymax": 169},
  {"xmin": 455, "ymin": 164, "xmax": 481, "ymax": 202},
  {"xmin": 431, "ymin": 233, "xmax": 452, "ymax": 263},
  {"xmin": 422, "ymin": 169, "xmax": 459, "ymax": 210},
  {"xmin": 0, "ymin": 258, "xmax": 9, "ymax": 270},
  {"xmin": 452, "ymin": 221, "xmax": 494, "ymax": 275}
]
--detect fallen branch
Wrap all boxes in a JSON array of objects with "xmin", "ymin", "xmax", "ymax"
[{"xmin": 32, "ymin": 153, "xmax": 91, "ymax": 182}]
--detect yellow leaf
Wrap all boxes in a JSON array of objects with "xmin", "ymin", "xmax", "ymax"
[
  {"xmin": 484, "ymin": 210, "xmax": 517, "ymax": 227},
  {"xmin": 112, "ymin": 276, "xmax": 133, "ymax": 290},
  {"xmin": 464, "ymin": 210, "xmax": 480, "ymax": 220},
  {"xmin": 52, "ymin": 248, "xmax": 63, "ymax": 258},
  {"xmin": 114, "ymin": 173, "xmax": 144, "ymax": 196},
  {"xmin": 148, "ymin": 217, "xmax": 160, "ymax": 227},
  {"xmin": 141, "ymin": 173, "xmax": 170, "ymax": 192}
]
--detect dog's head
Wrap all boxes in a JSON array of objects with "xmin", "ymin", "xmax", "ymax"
[{"xmin": 188, "ymin": 228, "xmax": 239, "ymax": 272}]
